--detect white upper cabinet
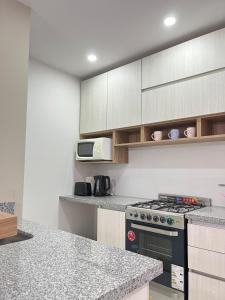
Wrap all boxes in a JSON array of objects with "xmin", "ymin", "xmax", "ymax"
[
  {"xmin": 80, "ymin": 73, "xmax": 108, "ymax": 133},
  {"xmin": 142, "ymin": 28, "xmax": 225, "ymax": 89},
  {"xmin": 142, "ymin": 69, "xmax": 225, "ymax": 124},
  {"xmin": 107, "ymin": 61, "xmax": 141, "ymax": 129}
]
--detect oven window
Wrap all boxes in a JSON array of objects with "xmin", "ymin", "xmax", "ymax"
[
  {"xmin": 138, "ymin": 233, "xmax": 172, "ymax": 272},
  {"xmin": 78, "ymin": 142, "xmax": 94, "ymax": 157}
]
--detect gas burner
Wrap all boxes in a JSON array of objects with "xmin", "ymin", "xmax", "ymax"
[
  {"xmin": 132, "ymin": 199, "xmax": 205, "ymax": 214},
  {"xmin": 126, "ymin": 195, "xmax": 211, "ymax": 230}
]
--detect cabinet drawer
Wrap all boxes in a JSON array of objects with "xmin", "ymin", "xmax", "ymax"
[
  {"xmin": 189, "ymin": 271, "xmax": 225, "ymax": 300},
  {"xmin": 188, "ymin": 223, "xmax": 225, "ymax": 253},
  {"xmin": 188, "ymin": 246, "xmax": 225, "ymax": 278}
]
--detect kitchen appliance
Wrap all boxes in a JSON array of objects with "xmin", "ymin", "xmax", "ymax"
[
  {"xmin": 126, "ymin": 193, "xmax": 211, "ymax": 300},
  {"xmin": 85, "ymin": 177, "xmax": 95, "ymax": 194},
  {"xmin": 76, "ymin": 137, "xmax": 112, "ymax": 161},
  {"xmin": 74, "ymin": 182, "xmax": 92, "ymax": 196},
  {"xmin": 93, "ymin": 175, "xmax": 111, "ymax": 196}
]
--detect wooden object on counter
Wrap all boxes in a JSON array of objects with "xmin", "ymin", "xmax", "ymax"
[{"xmin": 0, "ymin": 212, "xmax": 17, "ymax": 239}]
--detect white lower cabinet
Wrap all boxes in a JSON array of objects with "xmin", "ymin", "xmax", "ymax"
[
  {"xmin": 189, "ymin": 271, "xmax": 225, "ymax": 300},
  {"xmin": 188, "ymin": 245, "xmax": 225, "ymax": 278},
  {"xmin": 123, "ymin": 284, "xmax": 149, "ymax": 300},
  {"xmin": 97, "ymin": 208, "xmax": 125, "ymax": 249},
  {"xmin": 149, "ymin": 282, "xmax": 184, "ymax": 300},
  {"xmin": 188, "ymin": 223, "xmax": 225, "ymax": 300}
]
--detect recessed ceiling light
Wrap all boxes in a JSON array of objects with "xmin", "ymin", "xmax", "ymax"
[
  {"xmin": 87, "ymin": 54, "xmax": 97, "ymax": 62},
  {"xmin": 164, "ymin": 16, "xmax": 176, "ymax": 27}
]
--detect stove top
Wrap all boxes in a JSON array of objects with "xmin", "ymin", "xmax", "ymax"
[
  {"xmin": 126, "ymin": 194, "xmax": 212, "ymax": 229},
  {"xmin": 133, "ymin": 200, "xmax": 203, "ymax": 214}
]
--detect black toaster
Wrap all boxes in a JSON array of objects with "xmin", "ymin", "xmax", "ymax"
[{"xmin": 74, "ymin": 182, "xmax": 92, "ymax": 196}]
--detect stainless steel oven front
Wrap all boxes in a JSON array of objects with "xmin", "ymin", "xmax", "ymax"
[{"xmin": 126, "ymin": 219, "xmax": 187, "ymax": 300}]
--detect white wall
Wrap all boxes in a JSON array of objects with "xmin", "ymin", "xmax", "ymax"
[
  {"xmin": 23, "ymin": 59, "xmax": 87, "ymax": 228},
  {"xmin": 0, "ymin": 0, "xmax": 30, "ymax": 220},
  {"xmin": 95, "ymin": 142, "xmax": 225, "ymax": 206}
]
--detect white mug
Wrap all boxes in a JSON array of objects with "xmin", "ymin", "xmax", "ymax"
[
  {"xmin": 184, "ymin": 127, "xmax": 196, "ymax": 138},
  {"xmin": 151, "ymin": 131, "xmax": 163, "ymax": 141}
]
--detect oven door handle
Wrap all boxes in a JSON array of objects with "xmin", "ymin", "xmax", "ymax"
[{"xmin": 131, "ymin": 223, "xmax": 178, "ymax": 237}]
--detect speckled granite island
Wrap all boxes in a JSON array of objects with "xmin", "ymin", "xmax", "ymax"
[{"xmin": 0, "ymin": 220, "xmax": 163, "ymax": 300}]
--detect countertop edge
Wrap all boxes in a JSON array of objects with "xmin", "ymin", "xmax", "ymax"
[
  {"xmin": 185, "ymin": 206, "xmax": 225, "ymax": 226},
  {"xmin": 59, "ymin": 195, "xmax": 150, "ymax": 212}
]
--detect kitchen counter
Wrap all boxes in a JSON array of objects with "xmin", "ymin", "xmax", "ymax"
[
  {"xmin": 59, "ymin": 195, "xmax": 149, "ymax": 212},
  {"xmin": 0, "ymin": 220, "xmax": 162, "ymax": 300},
  {"xmin": 186, "ymin": 206, "xmax": 225, "ymax": 226}
]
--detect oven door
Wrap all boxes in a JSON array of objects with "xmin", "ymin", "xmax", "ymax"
[{"xmin": 126, "ymin": 220, "xmax": 187, "ymax": 292}]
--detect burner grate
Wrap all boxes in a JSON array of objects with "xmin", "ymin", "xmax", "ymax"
[{"xmin": 132, "ymin": 200, "xmax": 204, "ymax": 214}]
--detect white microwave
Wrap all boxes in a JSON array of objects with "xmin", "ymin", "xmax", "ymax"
[{"xmin": 76, "ymin": 137, "xmax": 112, "ymax": 161}]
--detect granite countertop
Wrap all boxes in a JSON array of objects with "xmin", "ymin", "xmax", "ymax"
[
  {"xmin": 0, "ymin": 220, "xmax": 162, "ymax": 300},
  {"xmin": 186, "ymin": 206, "xmax": 225, "ymax": 226},
  {"xmin": 59, "ymin": 195, "xmax": 150, "ymax": 212}
]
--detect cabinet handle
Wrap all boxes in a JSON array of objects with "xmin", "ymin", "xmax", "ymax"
[{"xmin": 131, "ymin": 223, "xmax": 178, "ymax": 236}]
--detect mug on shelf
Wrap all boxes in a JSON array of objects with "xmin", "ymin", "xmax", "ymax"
[
  {"xmin": 168, "ymin": 129, "xmax": 180, "ymax": 140},
  {"xmin": 184, "ymin": 127, "xmax": 196, "ymax": 138},
  {"xmin": 151, "ymin": 131, "xmax": 163, "ymax": 141}
]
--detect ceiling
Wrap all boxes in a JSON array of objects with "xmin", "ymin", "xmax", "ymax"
[{"xmin": 18, "ymin": 0, "xmax": 225, "ymax": 79}]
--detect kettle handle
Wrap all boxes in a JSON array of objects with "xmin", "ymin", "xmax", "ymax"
[{"xmin": 105, "ymin": 176, "xmax": 111, "ymax": 192}]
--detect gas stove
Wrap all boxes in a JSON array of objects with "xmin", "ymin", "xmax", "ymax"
[
  {"xmin": 126, "ymin": 193, "xmax": 211, "ymax": 229},
  {"xmin": 126, "ymin": 194, "xmax": 211, "ymax": 299}
]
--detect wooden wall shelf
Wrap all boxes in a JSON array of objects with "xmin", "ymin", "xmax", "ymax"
[{"xmin": 79, "ymin": 113, "xmax": 225, "ymax": 164}]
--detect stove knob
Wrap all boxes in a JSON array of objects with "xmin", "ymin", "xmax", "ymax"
[
  {"xmin": 160, "ymin": 216, "xmax": 166, "ymax": 223},
  {"xmin": 167, "ymin": 217, "xmax": 174, "ymax": 225},
  {"xmin": 147, "ymin": 214, "xmax": 152, "ymax": 221},
  {"xmin": 140, "ymin": 213, "xmax": 146, "ymax": 220},
  {"xmin": 134, "ymin": 213, "xmax": 138, "ymax": 218},
  {"xmin": 153, "ymin": 216, "xmax": 159, "ymax": 222}
]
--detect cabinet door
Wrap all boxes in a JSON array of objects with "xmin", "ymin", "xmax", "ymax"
[
  {"xmin": 142, "ymin": 69, "xmax": 225, "ymax": 124},
  {"xmin": 142, "ymin": 28, "xmax": 225, "ymax": 89},
  {"xmin": 107, "ymin": 61, "xmax": 141, "ymax": 129},
  {"xmin": 188, "ymin": 246, "xmax": 225, "ymax": 279},
  {"xmin": 80, "ymin": 73, "xmax": 107, "ymax": 133},
  {"xmin": 189, "ymin": 271, "xmax": 225, "ymax": 300},
  {"xmin": 188, "ymin": 223, "xmax": 225, "ymax": 253},
  {"xmin": 97, "ymin": 208, "xmax": 125, "ymax": 249}
]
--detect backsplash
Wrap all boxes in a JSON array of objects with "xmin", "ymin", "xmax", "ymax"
[
  {"xmin": 0, "ymin": 202, "xmax": 15, "ymax": 214},
  {"xmin": 93, "ymin": 142, "xmax": 225, "ymax": 207}
]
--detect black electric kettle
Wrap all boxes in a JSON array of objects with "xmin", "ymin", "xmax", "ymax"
[{"xmin": 93, "ymin": 175, "xmax": 111, "ymax": 197}]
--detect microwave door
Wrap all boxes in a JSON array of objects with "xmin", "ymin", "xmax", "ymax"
[{"xmin": 77, "ymin": 142, "xmax": 94, "ymax": 159}]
